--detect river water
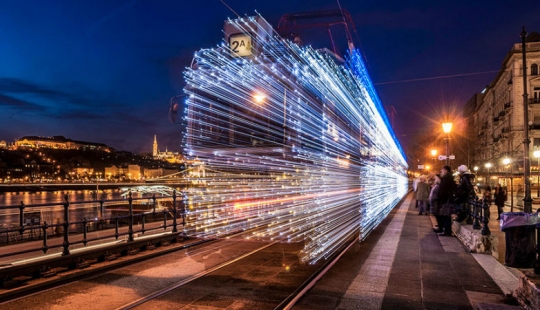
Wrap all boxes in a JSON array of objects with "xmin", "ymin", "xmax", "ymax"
[
  {"xmin": 0, "ymin": 189, "xmax": 150, "ymax": 232},
  {"xmin": 0, "ymin": 189, "xmax": 123, "ymax": 206}
]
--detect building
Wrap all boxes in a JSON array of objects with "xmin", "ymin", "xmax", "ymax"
[
  {"xmin": 464, "ymin": 31, "xmax": 540, "ymax": 189},
  {"xmin": 144, "ymin": 167, "xmax": 179, "ymax": 179},
  {"xmin": 152, "ymin": 135, "xmax": 183, "ymax": 164},
  {"xmin": 14, "ymin": 136, "xmax": 111, "ymax": 152},
  {"xmin": 104, "ymin": 164, "xmax": 142, "ymax": 180}
]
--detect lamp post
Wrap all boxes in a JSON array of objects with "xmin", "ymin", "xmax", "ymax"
[
  {"xmin": 522, "ymin": 27, "xmax": 533, "ymax": 213},
  {"xmin": 502, "ymin": 157, "xmax": 512, "ymax": 208},
  {"xmin": 253, "ymin": 92, "xmax": 269, "ymax": 140},
  {"xmin": 431, "ymin": 149, "xmax": 437, "ymax": 169},
  {"xmin": 534, "ymin": 151, "xmax": 540, "ymax": 198},
  {"xmin": 485, "ymin": 163, "xmax": 492, "ymax": 187},
  {"xmin": 503, "ymin": 157, "xmax": 511, "ymax": 186},
  {"xmin": 442, "ymin": 123, "xmax": 453, "ymax": 166}
]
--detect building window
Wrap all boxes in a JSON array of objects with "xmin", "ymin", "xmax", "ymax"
[
  {"xmin": 533, "ymin": 64, "xmax": 539, "ymax": 76},
  {"xmin": 534, "ymin": 138, "xmax": 540, "ymax": 150}
]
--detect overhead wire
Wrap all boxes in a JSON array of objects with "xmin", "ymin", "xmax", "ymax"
[{"xmin": 375, "ymin": 70, "xmax": 500, "ymax": 85}]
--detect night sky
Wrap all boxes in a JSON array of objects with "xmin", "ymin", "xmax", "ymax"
[{"xmin": 1, "ymin": 0, "xmax": 539, "ymax": 154}]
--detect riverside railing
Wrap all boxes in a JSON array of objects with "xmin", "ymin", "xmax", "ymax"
[
  {"xmin": 0, "ymin": 190, "xmax": 186, "ymax": 259},
  {"xmin": 465, "ymin": 196, "xmax": 491, "ymax": 236}
]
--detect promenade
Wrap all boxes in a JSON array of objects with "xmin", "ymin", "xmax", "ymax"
[{"xmin": 294, "ymin": 192, "xmax": 526, "ymax": 310}]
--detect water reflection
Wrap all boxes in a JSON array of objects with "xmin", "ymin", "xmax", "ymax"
[{"xmin": 0, "ymin": 189, "xmax": 123, "ymax": 206}]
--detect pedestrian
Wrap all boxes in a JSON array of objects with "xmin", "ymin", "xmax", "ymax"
[
  {"xmin": 494, "ymin": 183, "xmax": 506, "ymax": 220},
  {"xmin": 430, "ymin": 174, "xmax": 443, "ymax": 232},
  {"xmin": 416, "ymin": 176, "xmax": 430, "ymax": 215},
  {"xmin": 455, "ymin": 164, "xmax": 474, "ymax": 222},
  {"xmin": 437, "ymin": 165, "xmax": 456, "ymax": 236},
  {"xmin": 484, "ymin": 186, "xmax": 492, "ymax": 203},
  {"xmin": 413, "ymin": 177, "xmax": 419, "ymax": 209}
]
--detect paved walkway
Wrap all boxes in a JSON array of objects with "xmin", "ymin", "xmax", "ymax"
[{"xmin": 294, "ymin": 192, "xmax": 523, "ymax": 310}]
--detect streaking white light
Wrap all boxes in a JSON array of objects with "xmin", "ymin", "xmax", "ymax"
[{"xmin": 181, "ymin": 14, "xmax": 408, "ymax": 263}]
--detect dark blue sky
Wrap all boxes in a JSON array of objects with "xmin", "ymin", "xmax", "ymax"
[{"xmin": 1, "ymin": 0, "xmax": 539, "ymax": 153}]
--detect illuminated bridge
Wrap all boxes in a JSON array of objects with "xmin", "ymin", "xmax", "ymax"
[{"xmin": 180, "ymin": 13, "xmax": 408, "ymax": 263}]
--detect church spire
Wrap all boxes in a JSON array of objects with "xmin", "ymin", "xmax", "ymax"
[{"xmin": 153, "ymin": 135, "xmax": 158, "ymax": 158}]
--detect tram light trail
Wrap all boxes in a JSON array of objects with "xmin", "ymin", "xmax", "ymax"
[{"xmin": 181, "ymin": 14, "xmax": 408, "ymax": 263}]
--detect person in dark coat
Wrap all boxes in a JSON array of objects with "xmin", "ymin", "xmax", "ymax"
[
  {"xmin": 454, "ymin": 165, "xmax": 475, "ymax": 222},
  {"xmin": 494, "ymin": 183, "xmax": 506, "ymax": 220},
  {"xmin": 437, "ymin": 165, "xmax": 456, "ymax": 236}
]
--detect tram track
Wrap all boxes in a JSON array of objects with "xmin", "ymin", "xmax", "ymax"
[
  {"xmin": 1, "ymin": 229, "xmax": 359, "ymax": 310},
  {"xmin": 115, "ymin": 235, "xmax": 358, "ymax": 310},
  {"xmin": 118, "ymin": 241, "xmax": 278, "ymax": 310}
]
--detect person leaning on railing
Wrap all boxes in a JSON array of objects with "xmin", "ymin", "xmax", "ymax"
[{"xmin": 454, "ymin": 165, "xmax": 475, "ymax": 222}]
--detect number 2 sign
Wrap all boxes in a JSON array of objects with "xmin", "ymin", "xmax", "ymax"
[{"xmin": 229, "ymin": 33, "xmax": 252, "ymax": 57}]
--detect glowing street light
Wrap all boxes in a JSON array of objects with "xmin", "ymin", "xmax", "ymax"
[
  {"xmin": 442, "ymin": 122, "xmax": 452, "ymax": 166},
  {"xmin": 430, "ymin": 149, "xmax": 437, "ymax": 168},
  {"xmin": 253, "ymin": 93, "xmax": 266, "ymax": 103}
]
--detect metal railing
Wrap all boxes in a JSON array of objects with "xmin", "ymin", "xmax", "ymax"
[
  {"xmin": 0, "ymin": 191, "xmax": 186, "ymax": 260},
  {"xmin": 462, "ymin": 196, "xmax": 491, "ymax": 236}
]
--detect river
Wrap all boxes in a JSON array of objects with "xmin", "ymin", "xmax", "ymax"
[{"xmin": 0, "ymin": 188, "xmax": 123, "ymax": 206}]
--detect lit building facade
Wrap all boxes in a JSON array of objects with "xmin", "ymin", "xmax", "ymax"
[
  {"xmin": 14, "ymin": 136, "xmax": 111, "ymax": 152},
  {"xmin": 152, "ymin": 135, "xmax": 183, "ymax": 164},
  {"xmin": 464, "ymin": 32, "xmax": 540, "ymax": 189},
  {"xmin": 104, "ymin": 164, "xmax": 142, "ymax": 180}
]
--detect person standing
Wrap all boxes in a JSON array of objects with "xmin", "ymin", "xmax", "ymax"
[
  {"xmin": 430, "ymin": 174, "xmax": 443, "ymax": 232},
  {"xmin": 494, "ymin": 183, "xmax": 506, "ymax": 220},
  {"xmin": 483, "ymin": 186, "xmax": 492, "ymax": 205},
  {"xmin": 437, "ymin": 165, "xmax": 456, "ymax": 236},
  {"xmin": 455, "ymin": 165, "xmax": 474, "ymax": 222},
  {"xmin": 416, "ymin": 176, "xmax": 430, "ymax": 215}
]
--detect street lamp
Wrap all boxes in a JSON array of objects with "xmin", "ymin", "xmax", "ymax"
[
  {"xmin": 253, "ymin": 87, "xmax": 288, "ymax": 145},
  {"xmin": 253, "ymin": 93, "xmax": 266, "ymax": 103},
  {"xmin": 485, "ymin": 163, "xmax": 492, "ymax": 187},
  {"xmin": 502, "ymin": 157, "xmax": 513, "ymax": 209},
  {"xmin": 431, "ymin": 149, "xmax": 437, "ymax": 168},
  {"xmin": 253, "ymin": 92, "xmax": 270, "ymax": 141},
  {"xmin": 534, "ymin": 151, "xmax": 540, "ymax": 197},
  {"xmin": 442, "ymin": 122, "xmax": 453, "ymax": 166}
]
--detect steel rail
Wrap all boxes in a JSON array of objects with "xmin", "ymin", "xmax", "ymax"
[
  {"xmin": 116, "ymin": 241, "xmax": 278, "ymax": 310},
  {"xmin": 275, "ymin": 236, "xmax": 359, "ymax": 310}
]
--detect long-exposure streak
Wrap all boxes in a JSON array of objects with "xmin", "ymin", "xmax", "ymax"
[{"xmin": 181, "ymin": 13, "xmax": 408, "ymax": 263}]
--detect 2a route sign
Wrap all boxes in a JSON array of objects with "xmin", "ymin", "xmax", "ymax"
[{"xmin": 229, "ymin": 33, "xmax": 252, "ymax": 57}]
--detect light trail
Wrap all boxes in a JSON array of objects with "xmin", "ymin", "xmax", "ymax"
[{"xmin": 180, "ymin": 14, "xmax": 408, "ymax": 263}]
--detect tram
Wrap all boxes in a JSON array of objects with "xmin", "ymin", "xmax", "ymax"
[{"xmin": 180, "ymin": 11, "xmax": 408, "ymax": 263}]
